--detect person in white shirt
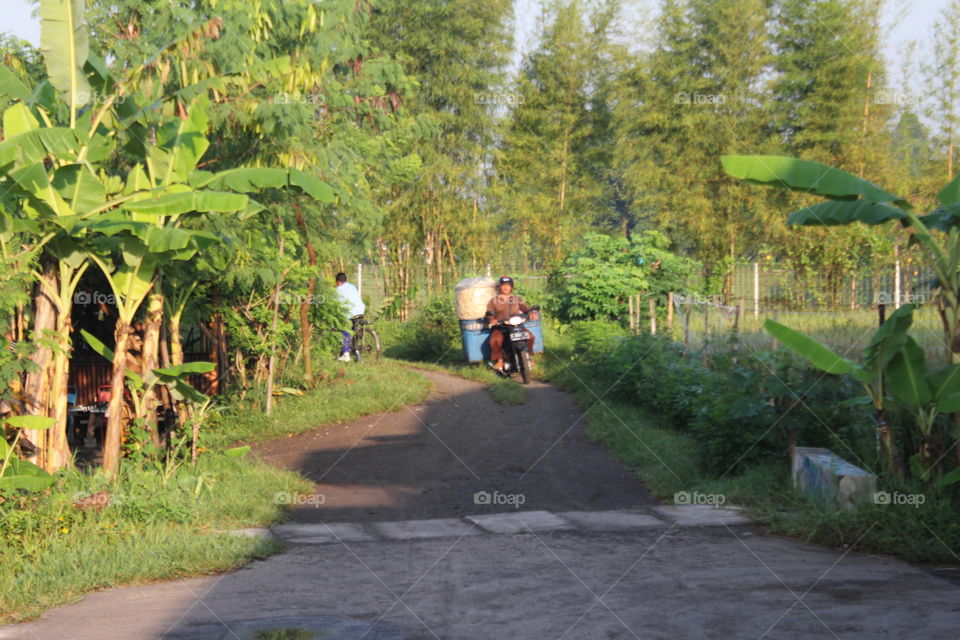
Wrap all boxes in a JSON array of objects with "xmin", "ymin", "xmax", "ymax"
[{"xmin": 335, "ymin": 272, "xmax": 365, "ymax": 362}]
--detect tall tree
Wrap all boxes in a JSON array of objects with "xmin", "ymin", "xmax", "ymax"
[
  {"xmin": 366, "ymin": 0, "xmax": 513, "ymax": 302},
  {"xmin": 926, "ymin": 0, "xmax": 960, "ymax": 182},
  {"xmin": 765, "ymin": 0, "xmax": 897, "ymax": 287},
  {"xmin": 614, "ymin": 0, "xmax": 771, "ymax": 291},
  {"xmin": 496, "ymin": 0, "xmax": 622, "ymax": 266}
]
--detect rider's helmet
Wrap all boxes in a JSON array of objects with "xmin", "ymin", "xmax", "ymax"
[{"xmin": 497, "ymin": 276, "xmax": 514, "ymax": 288}]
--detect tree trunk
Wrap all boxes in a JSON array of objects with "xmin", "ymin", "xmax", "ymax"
[
  {"xmin": 292, "ymin": 202, "xmax": 317, "ymax": 385},
  {"xmin": 102, "ymin": 320, "xmax": 132, "ymax": 476},
  {"xmin": 139, "ymin": 288, "xmax": 164, "ymax": 449},
  {"xmin": 21, "ymin": 260, "xmax": 57, "ymax": 469}
]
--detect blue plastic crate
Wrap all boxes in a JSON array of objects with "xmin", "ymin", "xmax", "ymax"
[{"xmin": 460, "ymin": 318, "xmax": 544, "ymax": 363}]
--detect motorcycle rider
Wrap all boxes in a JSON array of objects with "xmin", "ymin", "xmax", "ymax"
[{"xmin": 485, "ymin": 276, "xmax": 539, "ymax": 371}]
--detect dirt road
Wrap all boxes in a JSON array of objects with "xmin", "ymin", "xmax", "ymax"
[{"xmin": 254, "ymin": 369, "xmax": 658, "ymax": 522}]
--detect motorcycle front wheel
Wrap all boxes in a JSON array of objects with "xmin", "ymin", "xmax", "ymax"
[{"xmin": 518, "ymin": 349, "xmax": 531, "ymax": 385}]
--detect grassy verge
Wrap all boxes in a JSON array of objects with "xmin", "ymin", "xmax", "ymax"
[
  {"xmin": 543, "ymin": 348, "xmax": 960, "ymax": 565},
  {"xmin": 0, "ymin": 360, "xmax": 432, "ymax": 623}
]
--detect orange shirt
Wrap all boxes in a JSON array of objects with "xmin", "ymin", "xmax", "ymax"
[{"xmin": 485, "ymin": 293, "xmax": 532, "ymax": 323}]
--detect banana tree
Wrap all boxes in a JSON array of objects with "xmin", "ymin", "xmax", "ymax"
[
  {"xmin": 723, "ymin": 155, "xmax": 960, "ymax": 475},
  {"xmin": 0, "ymin": 415, "xmax": 57, "ymax": 492},
  {"xmin": 767, "ymin": 306, "xmax": 960, "ymax": 487},
  {"xmin": 766, "ymin": 304, "xmax": 915, "ymax": 475}
]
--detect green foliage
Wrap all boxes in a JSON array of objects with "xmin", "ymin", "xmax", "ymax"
[
  {"xmin": 549, "ymin": 231, "xmax": 695, "ymax": 322},
  {"xmin": 381, "ymin": 296, "xmax": 462, "ymax": 363}
]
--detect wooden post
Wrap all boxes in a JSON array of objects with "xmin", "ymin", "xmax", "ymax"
[
  {"xmin": 667, "ymin": 292, "xmax": 674, "ymax": 330},
  {"xmin": 628, "ymin": 295, "xmax": 635, "ymax": 333},
  {"xmin": 649, "ymin": 297, "xmax": 657, "ymax": 335}
]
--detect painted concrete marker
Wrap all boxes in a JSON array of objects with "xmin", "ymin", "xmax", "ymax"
[
  {"xmin": 465, "ymin": 510, "xmax": 577, "ymax": 534},
  {"xmin": 557, "ymin": 510, "xmax": 669, "ymax": 531},
  {"xmin": 372, "ymin": 518, "xmax": 483, "ymax": 540},
  {"xmin": 792, "ymin": 446, "xmax": 877, "ymax": 510},
  {"xmin": 272, "ymin": 522, "xmax": 376, "ymax": 544},
  {"xmin": 651, "ymin": 504, "xmax": 752, "ymax": 527}
]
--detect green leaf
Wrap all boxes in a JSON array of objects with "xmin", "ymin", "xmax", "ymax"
[
  {"xmin": 290, "ymin": 168, "xmax": 336, "ymax": 202},
  {"xmin": 3, "ymin": 103, "xmax": 40, "ymax": 137},
  {"xmin": 80, "ymin": 329, "xmax": 114, "ymax": 363},
  {"xmin": 0, "ymin": 66, "xmax": 33, "ymax": 102},
  {"xmin": 52, "ymin": 164, "xmax": 106, "ymax": 215},
  {"xmin": 929, "ymin": 364, "xmax": 960, "ymax": 402},
  {"xmin": 864, "ymin": 304, "xmax": 914, "ymax": 371},
  {"xmin": 121, "ymin": 191, "xmax": 248, "ymax": 216},
  {"xmin": 3, "ymin": 415, "xmax": 56, "ymax": 430},
  {"xmin": 0, "ymin": 127, "xmax": 81, "ymax": 172},
  {"xmin": 721, "ymin": 155, "xmax": 908, "ymax": 206},
  {"xmin": 886, "ymin": 337, "xmax": 932, "ymax": 408},
  {"xmin": 169, "ymin": 378, "xmax": 208, "ymax": 405},
  {"xmin": 0, "ymin": 470, "xmax": 56, "ymax": 492},
  {"xmin": 39, "ymin": 0, "xmax": 92, "ymax": 109},
  {"xmin": 936, "ymin": 467, "xmax": 960, "ymax": 489},
  {"xmin": 154, "ymin": 362, "xmax": 215, "ymax": 378},
  {"xmin": 937, "ymin": 173, "xmax": 960, "ymax": 206},
  {"xmin": 786, "ymin": 199, "xmax": 908, "ymax": 226},
  {"xmin": 765, "ymin": 320, "xmax": 854, "ymax": 374},
  {"xmin": 224, "ymin": 445, "xmax": 250, "ymax": 458}
]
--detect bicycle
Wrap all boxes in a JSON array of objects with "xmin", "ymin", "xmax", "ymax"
[{"xmin": 349, "ymin": 314, "xmax": 381, "ymax": 362}]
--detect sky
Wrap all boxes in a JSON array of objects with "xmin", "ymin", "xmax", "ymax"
[{"xmin": 1, "ymin": 0, "xmax": 952, "ymax": 85}]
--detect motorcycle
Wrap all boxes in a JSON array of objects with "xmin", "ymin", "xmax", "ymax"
[{"xmin": 489, "ymin": 307, "xmax": 538, "ymax": 385}]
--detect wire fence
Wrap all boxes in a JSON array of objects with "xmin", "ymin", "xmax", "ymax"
[{"xmin": 351, "ymin": 258, "xmax": 947, "ymax": 360}]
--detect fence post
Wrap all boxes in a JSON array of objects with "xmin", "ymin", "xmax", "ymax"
[
  {"xmin": 753, "ymin": 261, "xmax": 760, "ymax": 318},
  {"xmin": 667, "ymin": 292, "xmax": 674, "ymax": 330},
  {"xmin": 628, "ymin": 295, "xmax": 635, "ymax": 333},
  {"xmin": 894, "ymin": 257, "xmax": 901, "ymax": 309},
  {"xmin": 649, "ymin": 297, "xmax": 657, "ymax": 335}
]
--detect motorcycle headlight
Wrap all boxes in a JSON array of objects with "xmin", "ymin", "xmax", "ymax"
[{"xmin": 507, "ymin": 315, "xmax": 524, "ymax": 325}]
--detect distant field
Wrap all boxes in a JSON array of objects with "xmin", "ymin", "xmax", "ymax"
[{"xmin": 679, "ymin": 305, "xmax": 948, "ymax": 362}]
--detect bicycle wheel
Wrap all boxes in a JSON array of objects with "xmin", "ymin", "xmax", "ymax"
[{"xmin": 352, "ymin": 328, "xmax": 381, "ymax": 362}]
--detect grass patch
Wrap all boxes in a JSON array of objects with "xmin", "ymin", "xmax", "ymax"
[
  {"xmin": 0, "ymin": 360, "xmax": 432, "ymax": 623},
  {"xmin": 207, "ymin": 359, "xmax": 432, "ymax": 448},
  {"xmin": 488, "ymin": 379, "xmax": 528, "ymax": 405}
]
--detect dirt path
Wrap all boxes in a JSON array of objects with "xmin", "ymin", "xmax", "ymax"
[{"xmin": 254, "ymin": 369, "xmax": 657, "ymax": 523}]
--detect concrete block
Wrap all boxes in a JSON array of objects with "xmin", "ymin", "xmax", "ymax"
[
  {"xmin": 557, "ymin": 510, "xmax": 669, "ymax": 531},
  {"xmin": 465, "ymin": 510, "xmax": 576, "ymax": 534},
  {"xmin": 651, "ymin": 504, "xmax": 752, "ymax": 526},
  {"xmin": 271, "ymin": 522, "xmax": 376, "ymax": 544},
  {"xmin": 792, "ymin": 447, "xmax": 877, "ymax": 510},
  {"xmin": 372, "ymin": 518, "xmax": 483, "ymax": 540}
]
